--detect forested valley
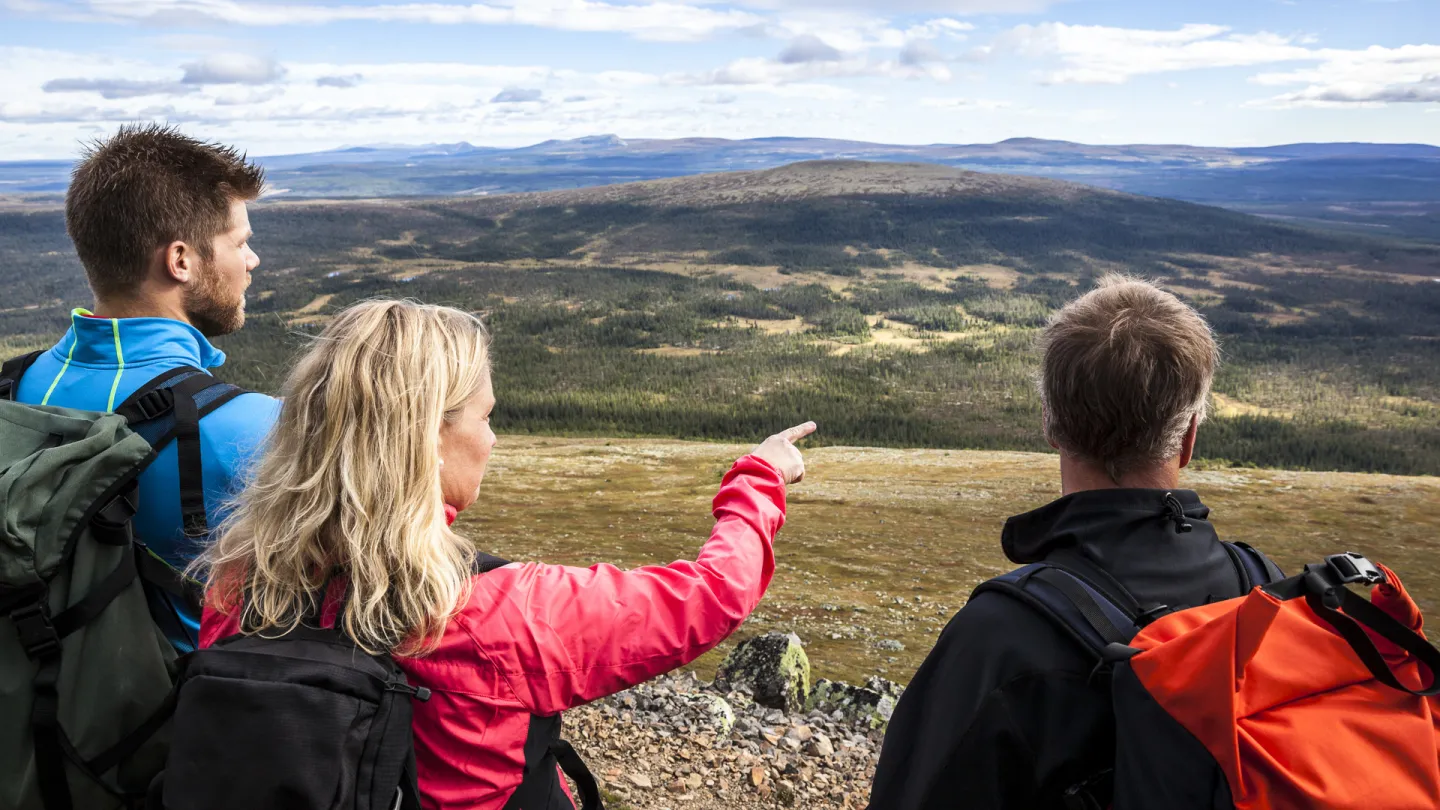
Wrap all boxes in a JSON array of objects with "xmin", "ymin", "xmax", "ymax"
[{"xmin": 2, "ymin": 162, "xmax": 1437, "ymax": 475}]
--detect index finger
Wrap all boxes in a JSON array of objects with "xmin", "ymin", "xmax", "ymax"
[{"xmin": 780, "ymin": 421, "xmax": 817, "ymax": 443}]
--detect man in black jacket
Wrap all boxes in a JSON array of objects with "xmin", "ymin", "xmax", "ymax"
[{"xmin": 869, "ymin": 275, "xmax": 1266, "ymax": 809}]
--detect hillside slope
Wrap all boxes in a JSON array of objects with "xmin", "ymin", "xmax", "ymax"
[
  {"xmin": 357, "ymin": 160, "xmax": 1438, "ymax": 279},
  {"xmin": 2, "ymin": 161, "xmax": 1436, "ymax": 476}
]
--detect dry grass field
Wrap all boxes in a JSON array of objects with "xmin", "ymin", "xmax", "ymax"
[{"xmin": 458, "ymin": 436, "xmax": 1440, "ymax": 686}]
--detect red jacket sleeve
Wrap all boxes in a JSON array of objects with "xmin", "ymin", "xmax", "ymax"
[
  {"xmin": 453, "ymin": 454, "xmax": 785, "ymax": 716},
  {"xmin": 200, "ymin": 602, "xmax": 240, "ymax": 647}
]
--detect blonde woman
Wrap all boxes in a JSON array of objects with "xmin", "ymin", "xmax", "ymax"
[{"xmin": 188, "ymin": 300, "xmax": 812, "ymax": 810}]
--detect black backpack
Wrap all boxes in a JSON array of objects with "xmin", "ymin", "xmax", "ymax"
[
  {"xmin": 158, "ymin": 622, "xmax": 429, "ymax": 810},
  {"xmin": 156, "ymin": 556, "xmax": 606, "ymax": 810}
]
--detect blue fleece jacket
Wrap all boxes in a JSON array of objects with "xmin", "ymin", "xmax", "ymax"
[{"xmin": 15, "ymin": 309, "xmax": 280, "ymax": 651}]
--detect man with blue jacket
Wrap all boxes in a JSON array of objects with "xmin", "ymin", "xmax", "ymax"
[{"xmin": 10, "ymin": 124, "xmax": 280, "ymax": 651}]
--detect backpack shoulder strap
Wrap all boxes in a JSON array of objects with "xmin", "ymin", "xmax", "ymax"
[
  {"xmin": 475, "ymin": 553, "xmax": 512, "ymax": 574},
  {"xmin": 1222, "ymin": 541, "xmax": 1285, "ymax": 591},
  {"xmin": 971, "ymin": 562, "xmax": 1142, "ymax": 660},
  {"xmin": 115, "ymin": 366, "xmax": 250, "ymax": 539},
  {"xmin": 0, "ymin": 350, "xmax": 45, "ymax": 400}
]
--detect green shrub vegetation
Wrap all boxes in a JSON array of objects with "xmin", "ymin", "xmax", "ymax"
[{"xmin": 2, "ymin": 189, "xmax": 1436, "ymax": 476}]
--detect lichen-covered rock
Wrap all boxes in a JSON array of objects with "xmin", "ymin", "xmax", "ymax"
[
  {"xmin": 674, "ymin": 692, "xmax": 735, "ymax": 737},
  {"xmin": 806, "ymin": 676, "xmax": 904, "ymax": 729},
  {"xmin": 715, "ymin": 632, "xmax": 811, "ymax": 714},
  {"xmin": 601, "ymin": 673, "xmax": 737, "ymax": 737}
]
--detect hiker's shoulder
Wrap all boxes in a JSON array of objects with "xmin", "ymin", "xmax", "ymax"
[
  {"xmin": 198, "ymin": 391, "xmax": 281, "ymax": 449},
  {"xmin": 931, "ymin": 584, "xmax": 1098, "ymax": 676}
]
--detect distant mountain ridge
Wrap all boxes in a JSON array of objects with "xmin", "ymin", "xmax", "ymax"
[{"xmin": 3, "ymin": 134, "xmax": 1438, "ymax": 241}]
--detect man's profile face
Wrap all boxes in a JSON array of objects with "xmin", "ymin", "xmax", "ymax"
[{"xmin": 185, "ymin": 198, "xmax": 258, "ymax": 337}]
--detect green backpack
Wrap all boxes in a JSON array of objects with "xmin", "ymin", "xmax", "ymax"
[{"xmin": 0, "ymin": 353, "xmax": 245, "ymax": 810}]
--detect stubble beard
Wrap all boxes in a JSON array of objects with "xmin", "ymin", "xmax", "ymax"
[{"xmin": 184, "ymin": 258, "xmax": 246, "ymax": 338}]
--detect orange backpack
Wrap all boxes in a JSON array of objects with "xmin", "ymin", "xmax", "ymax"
[{"xmin": 978, "ymin": 551, "xmax": 1440, "ymax": 809}]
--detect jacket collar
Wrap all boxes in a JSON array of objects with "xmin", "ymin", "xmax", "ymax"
[
  {"xmin": 1002, "ymin": 488, "xmax": 1210, "ymax": 564},
  {"xmin": 52, "ymin": 308, "xmax": 226, "ymax": 369},
  {"xmin": 1001, "ymin": 488, "xmax": 1250, "ymax": 612}
]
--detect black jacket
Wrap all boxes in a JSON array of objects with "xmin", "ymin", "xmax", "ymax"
[{"xmin": 868, "ymin": 489, "xmax": 1259, "ymax": 810}]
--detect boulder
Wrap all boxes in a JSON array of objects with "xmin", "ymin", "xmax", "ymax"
[
  {"xmin": 715, "ymin": 632, "xmax": 811, "ymax": 714},
  {"xmin": 806, "ymin": 676, "xmax": 904, "ymax": 730},
  {"xmin": 674, "ymin": 692, "xmax": 736, "ymax": 738}
]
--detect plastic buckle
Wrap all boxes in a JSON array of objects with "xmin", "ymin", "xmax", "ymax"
[
  {"xmin": 0, "ymin": 378, "xmax": 14, "ymax": 400},
  {"xmin": 1135, "ymin": 604, "xmax": 1173, "ymax": 626},
  {"xmin": 10, "ymin": 602, "xmax": 61, "ymax": 660},
  {"xmin": 1325, "ymin": 552, "xmax": 1386, "ymax": 587},
  {"xmin": 129, "ymin": 388, "xmax": 175, "ymax": 421}
]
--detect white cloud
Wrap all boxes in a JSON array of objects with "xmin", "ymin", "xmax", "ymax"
[
  {"xmin": 993, "ymin": 22, "xmax": 1440, "ymax": 109},
  {"xmin": 904, "ymin": 19, "xmax": 975, "ymax": 40},
  {"xmin": 778, "ymin": 34, "xmax": 843, "ymax": 64},
  {"xmin": 692, "ymin": 54, "xmax": 950, "ymax": 85},
  {"xmin": 1250, "ymin": 44, "xmax": 1440, "ymax": 106},
  {"xmin": 42, "ymin": 77, "xmax": 192, "ymax": 98},
  {"xmin": 998, "ymin": 22, "xmax": 1314, "ymax": 84},
  {"xmin": 212, "ymin": 86, "xmax": 285, "ymax": 105},
  {"xmin": 0, "ymin": 101, "xmax": 139, "ymax": 123},
  {"xmin": 899, "ymin": 39, "xmax": 944, "ymax": 66},
  {"xmin": 920, "ymin": 96, "xmax": 1014, "ymax": 110},
  {"xmin": 45, "ymin": 0, "xmax": 767, "ymax": 42},
  {"xmin": 491, "ymin": 87, "xmax": 544, "ymax": 103},
  {"xmin": 316, "ymin": 74, "xmax": 362, "ymax": 88},
  {"xmin": 738, "ymin": 0, "xmax": 1058, "ymax": 12},
  {"xmin": 182, "ymin": 53, "xmax": 286, "ymax": 85}
]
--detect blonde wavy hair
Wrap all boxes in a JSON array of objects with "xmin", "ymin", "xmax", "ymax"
[{"xmin": 198, "ymin": 299, "xmax": 490, "ymax": 655}]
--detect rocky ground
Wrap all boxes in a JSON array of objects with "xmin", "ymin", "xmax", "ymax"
[{"xmin": 567, "ymin": 633, "xmax": 895, "ymax": 809}]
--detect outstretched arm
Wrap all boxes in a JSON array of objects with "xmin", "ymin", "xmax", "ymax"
[{"xmin": 455, "ymin": 453, "xmax": 788, "ymax": 716}]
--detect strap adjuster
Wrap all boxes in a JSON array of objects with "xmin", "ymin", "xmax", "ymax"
[
  {"xmin": 0, "ymin": 378, "xmax": 15, "ymax": 400},
  {"xmin": 1324, "ymin": 552, "xmax": 1386, "ymax": 587},
  {"xmin": 11, "ymin": 602, "xmax": 61, "ymax": 660},
  {"xmin": 128, "ymin": 388, "xmax": 175, "ymax": 421}
]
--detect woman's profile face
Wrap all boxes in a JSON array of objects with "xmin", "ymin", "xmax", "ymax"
[{"xmin": 438, "ymin": 375, "xmax": 497, "ymax": 512}]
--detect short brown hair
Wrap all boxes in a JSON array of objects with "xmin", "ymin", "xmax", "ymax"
[
  {"xmin": 65, "ymin": 123, "xmax": 265, "ymax": 298},
  {"xmin": 1039, "ymin": 275, "xmax": 1218, "ymax": 481}
]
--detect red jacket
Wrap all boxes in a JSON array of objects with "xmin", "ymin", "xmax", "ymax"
[{"xmin": 201, "ymin": 455, "xmax": 785, "ymax": 810}]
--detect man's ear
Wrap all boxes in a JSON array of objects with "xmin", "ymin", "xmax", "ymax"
[
  {"xmin": 1041, "ymin": 406, "xmax": 1059, "ymax": 450},
  {"xmin": 162, "ymin": 240, "xmax": 197, "ymax": 284},
  {"xmin": 1177, "ymin": 413, "xmax": 1200, "ymax": 469}
]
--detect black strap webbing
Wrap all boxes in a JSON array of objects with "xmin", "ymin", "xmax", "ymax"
[
  {"xmin": 113, "ymin": 367, "xmax": 194, "ymax": 418},
  {"xmin": 399, "ymin": 749, "xmax": 424, "ymax": 810},
  {"xmin": 1044, "ymin": 549, "xmax": 1144, "ymax": 617},
  {"xmin": 19, "ymin": 541, "xmax": 173, "ymax": 810},
  {"xmin": 0, "ymin": 350, "xmax": 44, "ymax": 400},
  {"xmin": 50, "ymin": 547, "xmax": 138, "ymax": 639},
  {"xmin": 115, "ymin": 366, "xmax": 249, "ymax": 541},
  {"xmin": 32, "ymin": 656, "xmax": 74, "ymax": 810},
  {"xmin": 1266, "ymin": 561, "xmax": 1440, "ymax": 697},
  {"xmin": 1234, "ymin": 542, "xmax": 1286, "ymax": 583},
  {"xmin": 25, "ymin": 550, "xmax": 140, "ymax": 810},
  {"xmin": 475, "ymin": 553, "xmax": 512, "ymax": 574},
  {"xmin": 134, "ymin": 545, "xmax": 205, "ymax": 617},
  {"xmin": 32, "ymin": 653, "xmax": 137, "ymax": 810},
  {"xmin": 553, "ymin": 739, "xmax": 604, "ymax": 810},
  {"xmin": 1306, "ymin": 586, "xmax": 1440, "ymax": 697},
  {"xmin": 85, "ymin": 683, "xmax": 179, "ymax": 776},
  {"xmin": 165, "ymin": 373, "xmax": 215, "ymax": 538},
  {"xmin": 90, "ymin": 492, "xmax": 138, "ymax": 546},
  {"xmin": 1031, "ymin": 567, "xmax": 1133, "ymax": 646}
]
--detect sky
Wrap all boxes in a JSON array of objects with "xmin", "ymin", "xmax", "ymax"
[{"xmin": 1, "ymin": 0, "xmax": 1437, "ymax": 159}]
